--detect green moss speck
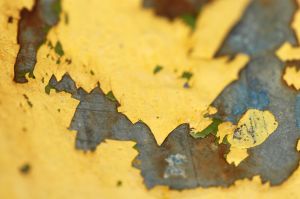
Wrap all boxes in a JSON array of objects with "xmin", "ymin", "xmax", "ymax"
[
  {"xmin": 181, "ymin": 71, "xmax": 193, "ymax": 81},
  {"xmin": 181, "ymin": 14, "xmax": 197, "ymax": 30},
  {"xmin": 19, "ymin": 163, "xmax": 31, "ymax": 174},
  {"xmin": 153, "ymin": 65, "xmax": 163, "ymax": 74},
  {"xmin": 190, "ymin": 118, "xmax": 222, "ymax": 139},
  {"xmin": 45, "ymin": 84, "xmax": 54, "ymax": 95},
  {"xmin": 106, "ymin": 91, "xmax": 117, "ymax": 102},
  {"xmin": 54, "ymin": 41, "xmax": 64, "ymax": 57}
]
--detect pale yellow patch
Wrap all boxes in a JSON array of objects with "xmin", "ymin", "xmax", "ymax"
[
  {"xmin": 227, "ymin": 109, "xmax": 278, "ymax": 149},
  {"xmin": 283, "ymin": 66, "xmax": 300, "ymax": 90},
  {"xmin": 207, "ymin": 106, "xmax": 217, "ymax": 115},
  {"xmin": 276, "ymin": 42, "xmax": 300, "ymax": 61},
  {"xmin": 216, "ymin": 110, "xmax": 277, "ymax": 166},
  {"xmin": 216, "ymin": 122, "xmax": 236, "ymax": 144},
  {"xmin": 226, "ymin": 147, "xmax": 248, "ymax": 166}
]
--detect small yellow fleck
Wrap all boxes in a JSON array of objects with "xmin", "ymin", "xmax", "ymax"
[
  {"xmin": 216, "ymin": 122, "xmax": 236, "ymax": 144},
  {"xmin": 283, "ymin": 66, "xmax": 300, "ymax": 90},
  {"xmin": 297, "ymin": 139, "xmax": 300, "ymax": 151},
  {"xmin": 226, "ymin": 147, "xmax": 248, "ymax": 166}
]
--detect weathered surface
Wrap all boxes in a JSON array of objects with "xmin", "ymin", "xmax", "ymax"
[
  {"xmin": 47, "ymin": 0, "xmax": 300, "ymax": 190},
  {"xmin": 14, "ymin": 0, "xmax": 61, "ymax": 83},
  {"xmin": 215, "ymin": 0, "xmax": 298, "ymax": 57},
  {"xmin": 212, "ymin": 0, "xmax": 300, "ymax": 185},
  {"xmin": 47, "ymin": 74, "xmax": 249, "ymax": 189}
]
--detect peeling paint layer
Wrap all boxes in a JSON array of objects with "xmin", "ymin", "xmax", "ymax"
[
  {"xmin": 14, "ymin": 0, "xmax": 61, "ymax": 83},
  {"xmin": 47, "ymin": 74, "xmax": 247, "ymax": 189},
  {"xmin": 227, "ymin": 109, "xmax": 278, "ymax": 149},
  {"xmin": 211, "ymin": 0, "xmax": 300, "ymax": 185},
  {"xmin": 46, "ymin": 0, "xmax": 300, "ymax": 190},
  {"xmin": 283, "ymin": 60, "xmax": 300, "ymax": 90},
  {"xmin": 47, "ymin": 71, "xmax": 288, "ymax": 189}
]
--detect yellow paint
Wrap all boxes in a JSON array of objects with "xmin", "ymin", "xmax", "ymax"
[
  {"xmin": 276, "ymin": 42, "xmax": 300, "ymax": 61},
  {"xmin": 2, "ymin": 0, "xmax": 300, "ymax": 199},
  {"xmin": 297, "ymin": 139, "xmax": 300, "ymax": 151},
  {"xmin": 276, "ymin": 1, "xmax": 300, "ymax": 61},
  {"xmin": 283, "ymin": 66, "xmax": 300, "ymax": 90},
  {"xmin": 216, "ymin": 110, "xmax": 277, "ymax": 165},
  {"xmin": 44, "ymin": 0, "xmax": 249, "ymax": 144},
  {"xmin": 190, "ymin": 0, "xmax": 250, "ymax": 59},
  {"xmin": 227, "ymin": 109, "xmax": 278, "ymax": 149},
  {"xmin": 216, "ymin": 122, "xmax": 236, "ymax": 144},
  {"xmin": 226, "ymin": 147, "xmax": 248, "ymax": 166}
]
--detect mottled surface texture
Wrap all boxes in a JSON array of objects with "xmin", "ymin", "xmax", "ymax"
[
  {"xmin": 47, "ymin": 74, "xmax": 248, "ymax": 189},
  {"xmin": 14, "ymin": 0, "xmax": 61, "ymax": 83},
  {"xmin": 46, "ymin": 0, "xmax": 300, "ymax": 190},
  {"xmin": 212, "ymin": 0, "xmax": 300, "ymax": 185}
]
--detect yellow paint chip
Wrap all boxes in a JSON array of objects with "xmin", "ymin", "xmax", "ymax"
[
  {"xmin": 227, "ymin": 109, "xmax": 278, "ymax": 149},
  {"xmin": 276, "ymin": 42, "xmax": 300, "ymax": 61},
  {"xmin": 297, "ymin": 139, "xmax": 300, "ymax": 151},
  {"xmin": 283, "ymin": 66, "xmax": 300, "ymax": 90},
  {"xmin": 226, "ymin": 147, "xmax": 248, "ymax": 166},
  {"xmin": 216, "ymin": 121, "xmax": 236, "ymax": 144}
]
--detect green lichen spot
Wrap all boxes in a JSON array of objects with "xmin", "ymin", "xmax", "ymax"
[
  {"xmin": 19, "ymin": 163, "xmax": 31, "ymax": 174},
  {"xmin": 54, "ymin": 41, "xmax": 64, "ymax": 57},
  {"xmin": 106, "ymin": 91, "xmax": 117, "ymax": 102},
  {"xmin": 153, "ymin": 65, "xmax": 163, "ymax": 74},
  {"xmin": 181, "ymin": 14, "xmax": 196, "ymax": 30},
  {"xmin": 45, "ymin": 84, "xmax": 54, "ymax": 95},
  {"xmin": 190, "ymin": 118, "xmax": 222, "ymax": 139},
  {"xmin": 181, "ymin": 71, "xmax": 193, "ymax": 81}
]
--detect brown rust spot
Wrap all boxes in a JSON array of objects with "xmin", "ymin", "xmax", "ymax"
[{"xmin": 143, "ymin": 0, "xmax": 212, "ymax": 19}]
